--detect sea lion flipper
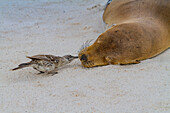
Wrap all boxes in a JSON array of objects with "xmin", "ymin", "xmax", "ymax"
[
  {"xmin": 134, "ymin": 60, "xmax": 140, "ymax": 64},
  {"xmin": 120, "ymin": 60, "xmax": 141, "ymax": 65},
  {"xmin": 105, "ymin": 56, "xmax": 141, "ymax": 65}
]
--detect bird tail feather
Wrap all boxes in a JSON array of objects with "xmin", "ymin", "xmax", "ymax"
[{"xmin": 12, "ymin": 62, "xmax": 32, "ymax": 71}]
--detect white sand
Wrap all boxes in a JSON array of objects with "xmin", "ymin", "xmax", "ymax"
[{"xmin": 0, "ymin": 0, "xmax": 169, "ymax": 112}]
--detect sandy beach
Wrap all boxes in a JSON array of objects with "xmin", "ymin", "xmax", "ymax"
[{"xmin": 0, "ymin": 0, "xmax": 170, "ymax": 112}]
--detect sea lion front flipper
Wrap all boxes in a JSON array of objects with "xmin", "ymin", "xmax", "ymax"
[
  {"xmin": 106, "ymin": 56, "xmax": 141, "ymax": 65},
  {"xmin": 120, "ymin": 60, "xmax": 141, "ymax": 65}
]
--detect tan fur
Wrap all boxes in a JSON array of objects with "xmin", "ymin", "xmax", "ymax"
[{"xmin": 79, "ymin": 0, "xmax": 170, "ymax": 68}]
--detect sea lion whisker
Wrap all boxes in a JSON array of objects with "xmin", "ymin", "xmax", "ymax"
[{"xmin": 78, "ymin": 39, "xmax": 93, "ymax": 53}]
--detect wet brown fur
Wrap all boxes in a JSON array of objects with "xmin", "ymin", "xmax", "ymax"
[{"xmin": 79, "ymin": 0, "xmax": 170, "ymax": 67}]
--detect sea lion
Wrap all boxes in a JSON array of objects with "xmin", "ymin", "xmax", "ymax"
[{"xmin": 78, "ymin": 0, "xmax": 170, "ymax": 68}]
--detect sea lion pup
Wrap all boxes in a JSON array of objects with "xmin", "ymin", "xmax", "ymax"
[{"xmin": 79, "ymin": 0, "xmax": 170, "ymax": 68}]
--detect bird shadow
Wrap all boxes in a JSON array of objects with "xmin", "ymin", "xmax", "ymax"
[
  {"xmin": 9, "ymin": 60, "xmax": 81, "ymax": 83},
  {"xmin": 9, "ymin": 69, "xmax": 53, "ymax": 84}
]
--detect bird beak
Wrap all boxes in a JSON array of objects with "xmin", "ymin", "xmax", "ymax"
[{"xmin": 73, "ymin": 56, "xmax": 78, "ymax": 59}]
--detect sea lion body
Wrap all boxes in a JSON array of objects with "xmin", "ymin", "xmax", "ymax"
[{"xmin": 79, "ymin": 0, "xmax": 170, "ymax": 67}]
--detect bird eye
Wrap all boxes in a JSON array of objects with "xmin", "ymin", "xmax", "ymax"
[{"xmin": 55, "ymin": 59, "xmax": 59, "ymax": 63}]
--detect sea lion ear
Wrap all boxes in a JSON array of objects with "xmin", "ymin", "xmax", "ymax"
[
  {"xmin": 97, "ymin": 40, "xmax": 102, "ymax": 44},
  {"xmin": 105, "ymin": 56, "xmax": 118, "ymax": 65},
  {"xmin": 105, "ymin": 56, "xmax": 112, "ymax": 64}
]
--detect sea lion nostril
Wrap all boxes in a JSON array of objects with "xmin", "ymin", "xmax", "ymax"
[{"xmin": 80, "ymin": 54, "xmax": 87, "ymax": 61}]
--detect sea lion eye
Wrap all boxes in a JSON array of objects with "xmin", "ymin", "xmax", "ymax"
[{"xmin": 80, "ymin": 54, "xmax": 88, "ymax": 61}]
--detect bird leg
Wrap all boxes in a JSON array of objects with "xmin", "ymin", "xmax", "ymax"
[
  {"xmin": 37, "ymin": 71, "xmax": 45, "ymax": 75},
  {"xmin": 48, "ymin": 71, "xmax": 58, "ymax": 76}
]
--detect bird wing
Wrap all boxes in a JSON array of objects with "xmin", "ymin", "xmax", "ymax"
[{"xmin": 26, "ymin": 55, "xmax": 60, "ymax": 61}]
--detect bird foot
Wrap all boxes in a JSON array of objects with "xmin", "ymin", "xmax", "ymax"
[
  {"xmin": 49, "ymin": 72, "xmax": 58, "ymax": 76},
  {"xmin": 37, "ymin": 71, "xmax": 45, "ymax": 75}
]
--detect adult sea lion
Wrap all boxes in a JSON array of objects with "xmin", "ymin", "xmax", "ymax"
[{"xmin": 78, "ymin": 0, "xmax": 170, "ymax": 67}]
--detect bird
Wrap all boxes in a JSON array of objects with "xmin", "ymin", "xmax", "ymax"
[{"xmin": 12, "ymin": 54, "xmax": 78, "ymax": 76}]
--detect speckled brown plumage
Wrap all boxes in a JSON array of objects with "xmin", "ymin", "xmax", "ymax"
[{"xmin": 12, "ymin": 55, "xmax": 78, "ymax": 75}]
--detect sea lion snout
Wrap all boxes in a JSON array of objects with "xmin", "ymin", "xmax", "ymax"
[
  {"xmin": 79, "ymin": 53, "xmax": 94, "ymax": 67},
  {"xmin": 80, "ymin": 54, "xmax": 88, "ymax": 62}
]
